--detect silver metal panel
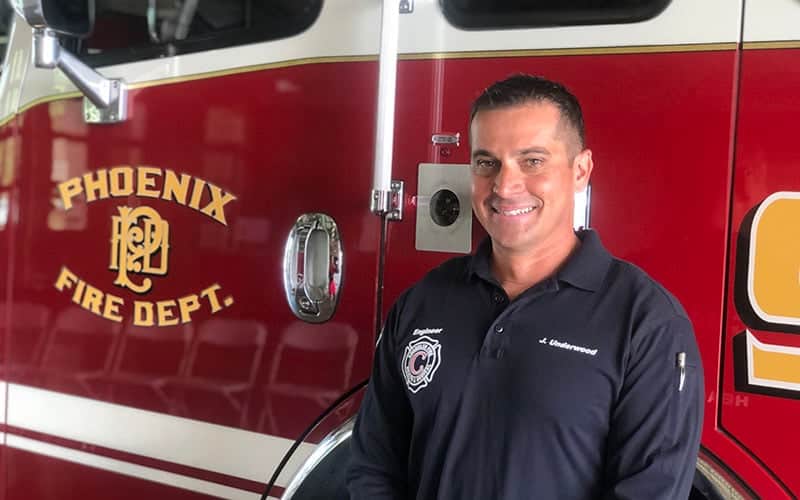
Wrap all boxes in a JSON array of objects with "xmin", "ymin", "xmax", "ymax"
[{"xmin": 415, "ymin": 163, "xmax": 472, "ymax": 254}]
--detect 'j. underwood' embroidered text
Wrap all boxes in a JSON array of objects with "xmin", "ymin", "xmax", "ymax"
[{"xmin": 539, "ymin": 337, "xmax": 598, "ymax": 356}]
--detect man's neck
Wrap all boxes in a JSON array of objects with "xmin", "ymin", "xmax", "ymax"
[{"xmin": 490, "ymin": 231, "xmax": 580, "ymax": 300}]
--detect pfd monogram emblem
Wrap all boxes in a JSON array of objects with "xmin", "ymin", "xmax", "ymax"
[{"xmin": 110, "ymin": 206, "xmax": 170, "ymax": 294}]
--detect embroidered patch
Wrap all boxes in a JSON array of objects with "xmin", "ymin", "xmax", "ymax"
[{"xmin": 402, "ymin": 335, "xmax": 442, "ymax": 393}]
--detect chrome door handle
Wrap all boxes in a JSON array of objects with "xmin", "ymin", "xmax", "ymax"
[{"xmin": 283, "ymin": 213, "xmax": 343, "ymax": 323}]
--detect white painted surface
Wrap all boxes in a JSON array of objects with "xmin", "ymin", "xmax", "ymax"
[
  {"xmin": 0, "ymin": 0, "xmax": 743, "ymax": 123},
  {"xmin": 5, "ymin": 383, "xmax": 314, "ymax": 488},
  {"xmin": 744, "ymin": 0, "xmax": 800, "ymax": 42}
]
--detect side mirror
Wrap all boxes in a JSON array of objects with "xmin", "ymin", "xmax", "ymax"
[{"xmin": 12, "ymin": 0, "xmax": 94, "ymax": 38}]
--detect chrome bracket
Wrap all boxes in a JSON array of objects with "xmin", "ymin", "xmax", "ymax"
[
  {"xmin": 400, "ymin": 0, "xmax": 414, "ymax": 13},
  {"xmin": 32, "ymin": 28, "xmax": 128, "ymax": 124},
  {"xmin": 369, "ymin": 180, "xmax": 404, "ymax": 221},
  {"xmin": 83, "ymin": 80, "xmax": 128, "ymax": 124}
]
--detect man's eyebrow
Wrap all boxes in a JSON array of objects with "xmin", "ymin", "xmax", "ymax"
[
  {"xmin": 515, "ymin": 147, "xmax": 551, "ymax": 156},
  {"xmin": 471, "ymin": 149, "xmax": 495, "ymax": 159}
]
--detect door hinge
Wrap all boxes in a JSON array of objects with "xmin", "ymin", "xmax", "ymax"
[{"xmin": 370, "ymin": 180, "xmax": 404, "ymax": 221}]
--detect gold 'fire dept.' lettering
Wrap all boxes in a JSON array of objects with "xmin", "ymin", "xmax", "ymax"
[
  {"xmin": 57, "ymin": 166, "xmax": 236, "ymax": 225},
  {"xmin": 110, "ymin": 206, "xmax": 169, "ymax": 294},
  {"xmin": 54, "ymin": 266, "xmax": 235, "ymax": 326}
]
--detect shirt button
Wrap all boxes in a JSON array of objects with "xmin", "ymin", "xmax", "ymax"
[
  {"xmin": 493, "ymin": 293, "xmax": 504, "ymax": 303},
  {"xmin": 494, "ymin": 325, "xmax": 504, "ymax": 334}
]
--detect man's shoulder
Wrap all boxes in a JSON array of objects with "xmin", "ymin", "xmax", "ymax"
[
  {"xmin": 383, "ymin": 255, "xmax": 473, "ymax": 341},
  {"xmin": 391, "ymin": 255, "xmax": 472, "ymax": 313},
  {"xmin": 605, "ymin": 256, "xmax": 689, "ymax": 322},
  {"xmin": 407, "ymin": 254, "xmax": 472, "ymax": 292}
]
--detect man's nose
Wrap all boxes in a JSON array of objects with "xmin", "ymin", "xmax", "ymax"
[{"xmin": 492, "ymin": 164, "xmax": 524, "ymax": 198}]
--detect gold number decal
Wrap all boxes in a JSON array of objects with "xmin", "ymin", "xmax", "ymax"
[
  {"xmin": 747, "ymin": 192, "xmax": 800, "ymax": 326},
  {"xmin": 735, "ymin": 192, "xmax": 800, "ymax": 398}
]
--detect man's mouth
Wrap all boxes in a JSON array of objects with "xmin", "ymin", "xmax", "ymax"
[{"xmin": 492, "ymin": 206, "xmax": 536, "ymax": 216}]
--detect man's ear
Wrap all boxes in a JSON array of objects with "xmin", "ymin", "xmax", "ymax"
[{"xmin": 573, "ymin": 149, "xmax": 593, "ymax": 192}]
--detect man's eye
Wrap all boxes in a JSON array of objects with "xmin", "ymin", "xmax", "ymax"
[
  {"xmin": 472, "ymin": 159, "xmax": 497, "ymax": 175},
  {"xmin": 524, "ymin": 158, "xmax": 543, "ymax": 168}
]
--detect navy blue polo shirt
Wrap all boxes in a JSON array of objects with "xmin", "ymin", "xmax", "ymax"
[{"xmin": 348, "ymin": 230, "xmax": 703, "ymax": 500}]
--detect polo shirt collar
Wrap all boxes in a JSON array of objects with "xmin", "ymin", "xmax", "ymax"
[
  {"xmin": 466, "ymin": 237, "xmax": 495, "ymax": 283},
  {"xmin": 466, "ymin": 229, "xmax": 612, "ymax": 292},
  {"xmin": 556, "ymin": 229, "xmax": 612, "ymax": 292}
]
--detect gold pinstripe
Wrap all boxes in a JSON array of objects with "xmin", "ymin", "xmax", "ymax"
[
  {"xmin": 399, "ymin": 42, "xmax": 738, "ymax": 60},
  {"xmin": 743, "ymin": 40, "xmax": 800, "ymax": 50}
]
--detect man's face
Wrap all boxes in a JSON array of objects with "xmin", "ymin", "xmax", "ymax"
[{"xmin": 470, "ymin": 102, "xmax": 592, "ymax": 257}]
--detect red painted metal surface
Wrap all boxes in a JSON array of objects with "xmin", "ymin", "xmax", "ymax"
[
  {"xmin": 0, "ymin": 113, "xmax": 15, "ymax": 500},
  {"xmin": 6, "ymin": 448, "xmax": 214, "ymax": 500},
  {"xmin": 4, "ymin": 62, "xmax": 381, "ymax": 496},
  {"xmin": 720, "ymin": 47, "xmax": 800, "ymax": 498}
]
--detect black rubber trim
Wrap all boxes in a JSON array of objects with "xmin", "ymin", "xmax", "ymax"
[
  {"xmin": 698, "ymin": 445, "xmax": 759, "ymax": 499},
  {"xmin": 440, "ymin": 0, "xmax": 672, "ymax": 30},
  {"xmin": 73, "ymin": 1, "xmax": 323, "ymax": 69}
]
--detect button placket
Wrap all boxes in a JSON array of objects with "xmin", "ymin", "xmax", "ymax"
[{"xmin": 484, "ymin": 313, "xmax": 510, "ymax": 358}]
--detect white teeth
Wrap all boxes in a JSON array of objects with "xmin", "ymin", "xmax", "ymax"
[{"xmin": 500, "ymin": 206, "xmax": 534, "ymax": 216}]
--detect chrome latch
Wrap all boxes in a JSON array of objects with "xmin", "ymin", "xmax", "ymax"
[
  {"xmin": 432, "ymin": 133, "xmax": 460, "ymax": 146},
  {"xmin": 400, "ymin": 0, "xmax": 414, "ymax": 13},
  {"xmin": 283, "ymin": 213, "xmax": 344, "ymax": 323},
  {"xmin": 370, "ymin": 180, "xmax": 404, "ymax": 221}
]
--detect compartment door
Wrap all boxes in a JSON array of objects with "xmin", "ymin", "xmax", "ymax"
[{"xmin": 720, "ymin": 1, "xmax": 800, "ymax": 498}]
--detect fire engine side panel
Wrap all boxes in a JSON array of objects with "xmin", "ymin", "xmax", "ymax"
[
  {"xmin": 720, "ymin": 49, "xmax": 800, "ymax": 498},
  {"xmin": 718, "ymin": 3, "xmax": 800, "ymax": 497},
  {"xmin": 2, "ymin": 4, "xmax": 382, "ymax": 498},
  {"xmin": 2, "ymin": 0, "xmax": 796, "ymax": 498},
  {"xmin": 0, "ymin": 108, "xmax": 13, "ymax": 500},
  {"xmin": 0, "ymin": 17, "xmax": 28, "ymax": 500}
]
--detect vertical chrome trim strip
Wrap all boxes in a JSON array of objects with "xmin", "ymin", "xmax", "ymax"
[{"xmin": 370, "ymin": 0, "xmax": 400, "ymax": 213}]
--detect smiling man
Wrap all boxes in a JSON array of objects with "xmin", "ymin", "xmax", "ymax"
[{"xmin": 347, "ymin": 74, "xmax": 704, "ymax": 500}]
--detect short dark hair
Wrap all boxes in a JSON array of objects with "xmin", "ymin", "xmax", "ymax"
[{"xmin": 470, "ymin": 74, "xmax": 586, "ymax": 150}]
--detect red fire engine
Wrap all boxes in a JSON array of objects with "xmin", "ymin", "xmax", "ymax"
[{"xmin": 0, "ymin": 0, "xmax": 797, "ymax": 498}]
